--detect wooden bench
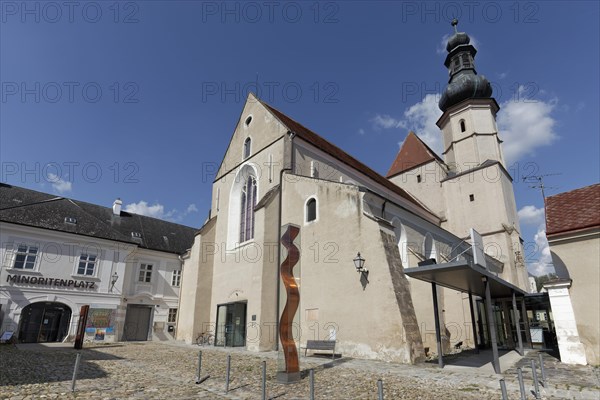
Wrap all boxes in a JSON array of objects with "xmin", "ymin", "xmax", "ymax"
[{"xmin": 303, "ymin": 340, "xmax": 336, "ymax": 360}]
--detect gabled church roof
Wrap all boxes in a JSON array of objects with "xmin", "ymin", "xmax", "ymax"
[
  {"xmin": 0, "ymin": 183, "xmax": 197, "ymax": 254},
  {"xmin": 545, "ymin": 183, "xmax": 600, "ymax": 236},
  {"xmin": 259, "ymin": 101, "xmax": 428, "ymax": 213},
  {"xmin": 386, "ymin": 132, "xmax": 444, "ymax": 178}
]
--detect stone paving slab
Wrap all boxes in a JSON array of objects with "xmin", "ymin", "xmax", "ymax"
[{"xmin": 1, "ymin": 341, "xmax": 599, "ymax": 399}]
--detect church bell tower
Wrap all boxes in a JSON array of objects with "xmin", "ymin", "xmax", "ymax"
[
  {"xmin": 437, "ymin": 19, "xmax": 504, "ymax": 172},
  {"xmin": 436, "ymin": 20, "xmax": 528, "ymax": 290}
]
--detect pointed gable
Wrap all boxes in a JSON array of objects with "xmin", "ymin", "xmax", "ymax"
[
  {"xmin": 386, "ymin": 132, "xmax": 444, "ymax": 178},
  {"xmin": 214, "ymin": 93, "xmax": 289, "ymax": 180},
  {"xmin": 260, "ymin": 102, "xmax": 429, "ymax": 213}
]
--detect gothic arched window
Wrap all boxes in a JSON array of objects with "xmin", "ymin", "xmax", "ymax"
[{"xmin": 239, "ymin": 175, "xmax": 257, "ymax": 242}]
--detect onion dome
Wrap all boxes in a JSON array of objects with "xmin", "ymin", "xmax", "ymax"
[{"xmin": 439, "ymin": 19, "xmax": 492, "ymax": 112}]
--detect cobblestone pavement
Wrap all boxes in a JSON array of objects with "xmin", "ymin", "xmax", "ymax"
[{"xmin": 0, "ymin": 341, "xmax": 598, "ymax": 399}]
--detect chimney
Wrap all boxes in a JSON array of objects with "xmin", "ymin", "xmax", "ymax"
[{"xmin": 113, "ymin": 198, "xmax": 122, "ymax": 216}]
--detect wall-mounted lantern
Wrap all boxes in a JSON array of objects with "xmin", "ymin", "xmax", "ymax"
[
  {"xmin": 353, "ymin": 252, "xmax": 368, "ymax": 274},
  {"xmin": 110, "ymin": 271, "xmax": 119, "ymax": 292}
]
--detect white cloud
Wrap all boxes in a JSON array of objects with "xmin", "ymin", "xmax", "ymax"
[
  {"xmin": 371, "ymin": 114, "xmax": 403, "ymax": 130},
  {"xmin": 517, "ymin": 205, "xmax": 545, "ymax": 227},
  {"xmin": 124, "ymin": 200, "xmax": 199, "ymax": 222},
  {"xmin": 498, "ymin": 88, "xmax": 559, "ymax": 165},
  {"xmin": 371, "ymin": 94, "xmax": 443, "ymax": 154},
  {"xmin": 372, "ymin": 86, "xmax": 559, "ymax": 165},
  {"xmin": 47, "ymin": 173, "xmax": 72, "ymax": 194},
  {"xmin": 528, "ymin": 226, "xmax": 554, "ymax": 276},
  {"xmin": 358, "ymin": 128, "xmax": 365, "ymax": 135},
  {"xmin": 517, "ymin": 205, "xmax": 554, "ymax": 276},
  {"xmin": 124, "ymin": 201, "xmax": 171, "ymax": 219}
]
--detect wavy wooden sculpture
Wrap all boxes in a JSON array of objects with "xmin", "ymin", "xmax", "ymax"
[{"xmin": 279, "ymin": 224, "xmax": 300, "ymax": 374}]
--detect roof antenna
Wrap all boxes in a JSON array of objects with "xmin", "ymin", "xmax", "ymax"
[{"xmin": 523, "ymin": 173, "xmax": 561, "ymax": 201}]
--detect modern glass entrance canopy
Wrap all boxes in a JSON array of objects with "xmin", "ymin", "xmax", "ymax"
[{"xmin": 405, "ymin": 259, "xmax": 528, "ymax": 374}]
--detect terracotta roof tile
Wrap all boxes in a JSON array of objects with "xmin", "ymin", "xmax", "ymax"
[
  {"xmin": 387, "ymin": 132, "xmax": 444, "ymax": 177},
  {"xmin": 545, "ymin": 183, "xmax": 600, "ymax": 236},
  {"xmin": 260, "ymin": 102, "xmax": 428, "ymax": 214}
]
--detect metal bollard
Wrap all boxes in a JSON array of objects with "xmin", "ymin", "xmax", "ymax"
[
  {"xmin": 499, "ymin": 379, "xmax": 508, "ymax": 400},
  {"xmin": 309, "ymin": 369, "xmax": 315, "ymax": 400},
  {"xmin": 225, "ymin": 354, "xmax": 231, "ymax": 393},
  {"xmin": 531, "ymin": 360, "xmax": 541, "ymax": 399},
  {"xmin": 538, "ymin": 353, "xmax": 546, "ymax": 387},
  {"xmin": 262, "ymin": 361, "xmax": 267, "ymax": 400},
  {"xmin": 377, "ymin": 379, "xmax": 384, "ymax": 400},
  {"xmin": 196, "ymin": 351, "xmax": 202, "ymax": 383},
  {"xmin": 71, "ymin": 353, "xmax": 82, "ymax": 392},
  {"xmin": 517, "ymin": 367, "xmax": 526, "ymax": 400}
]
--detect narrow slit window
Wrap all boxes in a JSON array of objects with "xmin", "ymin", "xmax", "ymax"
[
  {"xmin": 243, "ymin": 137, "xmax": 252, "ymax": 159},
  {"xmin": 306, "ymin": 198, "xmax": 317, "ymax": 222},
  {"xmin": 460, "ymin": 119, "xmax": 466, "ymax": 132},
  {"xmin": 469, "ymin": 194, "xmax": 475, "ymax": 202},
  {"xmin": 417, "ymin": 175, "xmax": 422, "ymax": 183}
]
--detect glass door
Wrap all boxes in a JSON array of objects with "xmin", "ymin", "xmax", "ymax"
[{"xmin": 215, "ymin": 302, "xmax": 247, "ymax": 347}]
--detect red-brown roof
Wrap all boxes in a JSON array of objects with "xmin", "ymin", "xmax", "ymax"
[
  {"xmin": 260, "ymin": 101, "xmax": 430, "ymax": 214},
  {"xmin": 545, "ymin": 183, "xmax": 600, "ymax": 236},
  {"xmin": 386, "ymin": 132, "xmax": 444, "ymax": 178}
]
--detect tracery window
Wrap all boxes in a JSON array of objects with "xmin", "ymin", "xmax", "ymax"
[{"xmin": 239, "ymin": 175, "xmax": 257, "ymax": 242}]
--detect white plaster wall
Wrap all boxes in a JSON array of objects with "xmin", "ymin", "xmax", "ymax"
[
  {"xmin": 548, "ymin": 231, "xmax": 600, "ymax": 365},
  {"xmin": 546, "ymin": 285, "xmax": 587, "ymax": 365},
  {"xmin": 0, "ymin": 222, "xmax": 129, "ymax": 342}
]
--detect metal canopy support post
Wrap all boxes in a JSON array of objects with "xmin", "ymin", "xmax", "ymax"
[
  {"xmin": 468, "ymin": 292, "xmax": 479, "ymax": 353},
  {"xmin": 513, "ymin": 292, "xmax": 524, "ymax": 355},
  {"xmin": 520, "ymin": 299, "xmax": 533, "ymax": 349},
  {"xmin": 502, "ymin": 301, "xmax": 515, "ymax": 348},
  {"xmin": 484, "ymin": 277, "xmax": 501, "ymax": 374},
  {"xmin": 431, "ymin": 282, "xmax": 444, "ymax": 368}
]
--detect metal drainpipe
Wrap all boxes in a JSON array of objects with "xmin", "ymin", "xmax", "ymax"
[{"xmin": 275, "ymin": 130, "xmax": 295, "ymax": 351}]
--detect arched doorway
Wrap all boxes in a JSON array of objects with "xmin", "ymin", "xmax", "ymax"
[{"xmin": 19, "ymin": 302, "xmax": 72, "ymax": 343}]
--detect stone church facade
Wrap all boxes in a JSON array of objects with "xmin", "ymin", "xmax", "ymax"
[{"xmin": 177, "ymin": 24, "xmax": 529, "ymax": 363}]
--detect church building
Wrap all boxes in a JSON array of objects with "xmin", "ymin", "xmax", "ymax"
[{"xmin": 177, "ymin": 22, "xmax": 530, "ymax": 366}]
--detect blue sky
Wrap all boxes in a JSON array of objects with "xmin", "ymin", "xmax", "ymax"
[{"xmin": 1, "ymin": 1, "xmax": 599, "ymax": 276}]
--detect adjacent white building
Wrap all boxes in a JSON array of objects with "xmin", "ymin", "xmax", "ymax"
[{"xmin": 0, "ymin": 184, "xmax": 196, "ymax": 343}]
